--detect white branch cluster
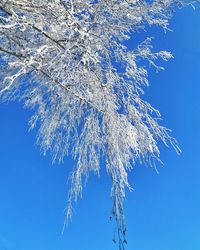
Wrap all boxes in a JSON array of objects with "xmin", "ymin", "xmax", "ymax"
[{"xmin": 0, "ymin": 0, "xmax": 193, "ymax": 249}]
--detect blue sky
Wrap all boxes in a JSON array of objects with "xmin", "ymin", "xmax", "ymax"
[{"xmin": 0, "ymin": 5, "xmax": 200, "ymax": 250}]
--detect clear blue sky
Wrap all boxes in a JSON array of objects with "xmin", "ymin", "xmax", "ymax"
[{"xmin": 0, "ymin": 6, "xmax": 200, "ymax": 250}]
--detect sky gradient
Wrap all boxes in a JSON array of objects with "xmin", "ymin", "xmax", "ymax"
[{"xmin": 0, "ymin": 5, "xmax": 200, "ymax": 250}]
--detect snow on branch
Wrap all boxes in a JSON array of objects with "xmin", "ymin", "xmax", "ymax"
[{"xmin": 0, "ymin": 0, "xmax": 194, "ymax": 249}]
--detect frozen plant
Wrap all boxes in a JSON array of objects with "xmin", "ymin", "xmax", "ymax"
[{"xmin": 0, "ymin": 0, "xmax": 196, "ymax": 249}]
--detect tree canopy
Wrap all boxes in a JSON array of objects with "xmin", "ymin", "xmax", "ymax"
[{"xmin": 0, "ymin": 1, "xmax": 196, "ymax": 249}]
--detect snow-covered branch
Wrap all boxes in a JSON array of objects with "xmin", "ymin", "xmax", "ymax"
[{"xmin": 0, "ymin": 0, "xmax": 195, "ymax": 249}]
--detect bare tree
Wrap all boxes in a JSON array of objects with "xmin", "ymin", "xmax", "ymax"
[{"xmin": 0, "ymin": 0, "xmax": 197, "ymax": 249}]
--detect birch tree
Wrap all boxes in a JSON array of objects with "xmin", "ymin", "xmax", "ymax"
[{"xmin": 0, "ymin": 0, "xmax": 196, "ymax": 249}]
